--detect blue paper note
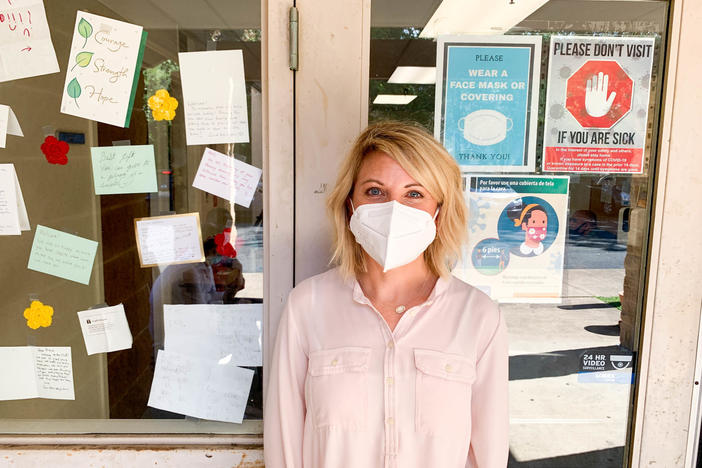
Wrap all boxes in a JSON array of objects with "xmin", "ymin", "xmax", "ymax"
[
  {"xmin": 27, "ymin": 225, "xmax": 98, "ymax": 285},
  {"xmin": 91, "ymin": 145, "xmax": 157, "ymax": 195}
]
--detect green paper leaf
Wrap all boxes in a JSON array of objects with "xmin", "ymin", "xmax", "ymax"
[
  {"xmin": 71, "ymin": 51, "xmax": 93, "ymax": 71},
  {"xmin": 78, "ymin": 18, "xmax": 93, "ymax": 48},
  {"xmin": 67, "ymin": 77, "xmax": 82, "ymax": 108}
]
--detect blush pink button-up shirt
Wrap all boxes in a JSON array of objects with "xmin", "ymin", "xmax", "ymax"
[{"xmin": 264, "ymin": 267, "xmax": 508, "ymax": 468}]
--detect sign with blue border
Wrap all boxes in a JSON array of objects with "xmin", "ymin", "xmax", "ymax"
[{"xmin": 434, "ymin": 35, "xmax": 541, "ymax": 173}]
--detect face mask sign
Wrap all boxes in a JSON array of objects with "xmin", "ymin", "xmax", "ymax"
[{"xmin": 349, "ymin": 200, "xmax": 438, "ymax": 272}]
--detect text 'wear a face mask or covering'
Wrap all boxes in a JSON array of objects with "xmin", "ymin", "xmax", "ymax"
[{"xmin": 349, "ymin": 200, "xmax": 439, "ymax": 272}]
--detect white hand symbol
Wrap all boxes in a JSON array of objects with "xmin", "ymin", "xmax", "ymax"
[{"xmin": 585, "ymin": 72, "xmax": 616, "ymax": 118}]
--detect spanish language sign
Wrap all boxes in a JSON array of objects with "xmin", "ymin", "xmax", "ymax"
[
  {"xmin": 435, "ymin": 35, "xmax": 541, "ymax": 172},
  {"xmin": 543, "ymin": 36, "xmax": 655, "ymax": 173},
  {"xmin": 454, "ymin": 175, "xmax": 569, "ymax": 303},
  {"xmin": 60, "ymin": 11, "xmax": 147, "ymax": 127},
  {"xmin": 0, "ymin": 0, "xmax": 59, "ymax": 83}
]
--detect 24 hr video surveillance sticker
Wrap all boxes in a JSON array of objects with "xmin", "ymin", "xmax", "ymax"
[{"xmin": 542, "ymin": 36, "xmax": 655, "ymax": 173}]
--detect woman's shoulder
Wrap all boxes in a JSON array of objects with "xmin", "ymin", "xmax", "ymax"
[
  {"xmin": 444, "ymin": 274, "xmax": 501, "ymax": 325},
  {"xmin": 286, "ymin": 267, "xmax": 348, "ymax": 305}
]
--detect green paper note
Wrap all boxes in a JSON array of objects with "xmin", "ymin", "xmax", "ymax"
[
  {"xmin": 91, "ymin": 145, "xmax": 157, "ymax": 195},
  {"xmin": 27, "ymin": 225, "xmax": 98, "ymax": 285}
]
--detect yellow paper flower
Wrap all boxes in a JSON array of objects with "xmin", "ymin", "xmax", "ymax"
[
  {"xmin": 148, "ymin": 89, "xmax": 179, "ymax": 121},
  {"xmin": 23, "ymin": 300, "xmax": 54, "ymax": 330}
]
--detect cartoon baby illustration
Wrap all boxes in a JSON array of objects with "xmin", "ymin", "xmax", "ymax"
[{"xmin": 512, "ymin": 203, "xmax": 548, "ymax": 256}]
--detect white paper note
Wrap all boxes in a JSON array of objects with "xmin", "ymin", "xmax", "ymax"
[
  {"xmin": 178, "ymin": 50, "xmax": 250, "ymax": 145},
  {"xmin": 77, "ymin": 304, "xmax": 133, "ymax": 355},
  {"xmin": 147, "ymin": 350, "xmax": 254, "ymax": 424},
  {"xmin": 0, "ymin": 0, "xmax": 60, "ymax": 83},
  {"xmin": 0, "ymin": 346, "xmax": 75, "ymax": 400},
  {"xmin": 0, "ymin": 164, "xmax": 29, "ymax": 235},
  {"xmin": 164, "ymin": 304, "xmax": 262, "ymax": 366},
  {"xmin": 192, "ymin": 148, "xmax": 262, "ymax": 208},
  {"xmin": 0, "ymin": 106, "xmax": 7, "ymax": 148},
  {"xmin": 135, "ymin": 213, "xmax": 205, "ymax": 267},
  {"xmin": 60, "ymin": 11, "xmax": 147, "ymax": 127},
  {"xmin": 0, "ymin": 104, "xmax": 19, "ymax": 149}
]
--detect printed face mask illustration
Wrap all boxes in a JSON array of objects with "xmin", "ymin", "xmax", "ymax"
[
  {"xmin": 349, "ymin": 200, "xmax": 438, "ymax": 272},
  {"xmin": 521, "ymin": 209, "xmax": 548, "ymax": 249},
  {"xmin": 458, "ymin": 109, "xmax": 513, "ymax": 146}
]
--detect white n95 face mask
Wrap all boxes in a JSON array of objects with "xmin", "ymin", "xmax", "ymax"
[{"xmin": 349, "ymin": 200, "xmax": 438, "ymax": 272}]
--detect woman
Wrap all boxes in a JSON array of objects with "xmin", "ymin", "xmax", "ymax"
[{"xmin": 264, "ymin": 121, "xmax": 508, "ymax": 467}]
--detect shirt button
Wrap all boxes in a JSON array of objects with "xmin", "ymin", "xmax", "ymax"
[
  {"xmin": 331, "ymin": 359, "xmax": 338, "ymax": 366},
  {"xmin": 386, "ymin": 377, "xmax": 394, "ymax": 386},
  {"xmin": 387, "ymin": 417, "xmax": 394, "ymax": 425},
  {"xmin": 387, "ymin": 341, "xmax": 394, "ymax": 349},
  {"xmin": 445, "ymin": 363, "xmax": 453, "ymax": 372}
]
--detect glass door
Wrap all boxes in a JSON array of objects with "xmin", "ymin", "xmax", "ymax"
[{"xmin": 362, "ymin": 0, "xmax": 668, "ymax": 466}]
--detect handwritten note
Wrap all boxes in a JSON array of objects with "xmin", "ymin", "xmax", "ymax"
[
  {"xmin": 0, "ymin": 0, "xmax": 59, "ymax": 83},
  {"xmin": 192, "ymin": 148, "xmax": 262, "ymax": 208},
  {"xmin": 77, "ymin": 304, "xmax": 133, "ymax": 355},
  {"xmin": 0, "ymin": 104, "xmax": 23, "ymax": 148},
  {"xmin": 91, "ymin": 145, "xmax": 157, "ymax": 194},
  {"xmin": 0, "ymin": 346, "xmax": 74, "ymax": 400},
  {"xmin": 178, "ymin": 50, "xmax": 249, "ymax": 145},
  {"xmin": 0, "ymin": 164, "xmax": 29, "ymax": 235},
  {"xmin": 164, "ymin": 304, "xmax": 262, "ymax": 366},
  {"xmin": 60, "ymin": 11, "xmax": 147, "ymax": 127},
  {"xmin": 27, "ymin": 225, "xmax": 98, "ymax": 284},
  {"xmin": 148, "ymin": 349, "xmax": 253, "ymax": 424},
  {"xmin": 135, "ymin": 213, "xmax": 204, "ymax": 267}
]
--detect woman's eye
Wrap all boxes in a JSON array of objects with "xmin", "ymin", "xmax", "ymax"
[
  {"xmin": 407, "ymin": 190, "xmax": 423, "ymax": 199},
  {"xmin": 367, "ymin": 187, "xmax": 382, "ymax": 196}
]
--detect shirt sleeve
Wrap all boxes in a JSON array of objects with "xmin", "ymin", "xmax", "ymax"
[
  {"xmin": 264, "ymin": 295, "xmax": 308, "ymax": 468},
  {"xmin": 466, "ymin": 307, "xmax": 509, "ymax": 468}
]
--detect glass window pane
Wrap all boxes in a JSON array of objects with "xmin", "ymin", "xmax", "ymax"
[
  {"xmin": 0, "ymin": 0, "xmax": 263, "ymax": 433},
  {"xmin": 369, "ymin": 0, "xmax": 668, "ymax": 465}
]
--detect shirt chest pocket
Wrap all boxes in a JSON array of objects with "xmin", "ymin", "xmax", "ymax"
[
  {"xmin": 307, "ymin": 347, "xmax": 371, "ymax": 430},
  {"xmin": 414, "ymin": 349, "xmax": 475, "ymax": 437}
]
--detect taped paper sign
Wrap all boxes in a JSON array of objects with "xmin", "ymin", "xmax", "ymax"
[
  {"xmin": 542, "ymin": 36, "xmax": 655, "ymax": 173},
  {"xmin": 91, "ymin": 145, "xmax": 157, "ymax": 194},
  {"xmin": 0, "ymin": 346, "xmax": 74, "ymax": 400},
  {"xmin": 27, "ymin": 225, "xmax": 98, "ymax": 284},
  {"xmin": 178, "ymin": 50, "xmax": 250, "ymax": 145},
  {"xmin": 454, "ymin": 175, "xmax": 570, "ymax": 303},
  {"xmin": 164, "ymin": 304, "xmax": 262, "ymax": 366},
  {"xmin": 60, "ymin": 11, "xmax": 147, "ymax": 127},
  {"xmin": 434, "ymin": 35, "xmax": 541, "ymax": 172},
  {"xmin": 0, "ymin": 104, "xmax": 23, "ymax": 148},
  {"xmin": 0, "ymin": 0, "xmax": 59, "ymax": 83},
  {"xmin": 192, "ymin": 148, "xmax": 262, "ymax": 208},
  {"xmin": 134, "ymin": 213, "xmax": 205, "ymax": 267},
  {"xmin": 0, "ymin": 164, "xmax": 29, "ymax": 235},
  {"xmin": 148, "ymin": 349, "xmax": 254, "ymax": 424},
  {"xmin": 77, "ymin": 304, "xmax": 133, "ymax": 355}
]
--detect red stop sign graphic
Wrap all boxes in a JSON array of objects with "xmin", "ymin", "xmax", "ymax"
[{"xmin": 565, "ymin": 60, "xmax": 633, "ymax": 129}]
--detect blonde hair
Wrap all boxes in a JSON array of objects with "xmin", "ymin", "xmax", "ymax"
[{"xmin": 326, "ymin": 121, "xmax": 468, "ymax": 279}]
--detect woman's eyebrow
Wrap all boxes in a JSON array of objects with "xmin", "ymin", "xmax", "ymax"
[
  {"xmin": 404, "ymin": 183, "xmax": 424, "ymax": 188},
  {"xmin": 359, "ymin": 179, "xmax": 384, "ymax": 185}
]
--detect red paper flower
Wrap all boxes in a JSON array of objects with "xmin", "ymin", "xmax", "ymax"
[
  {"xmin": 41, "ymin": 136, "xmax": 69, "ymax": 165},
  {"xmin": 214, "ymin": 228, "xmax": 237, "ymax": 258}
]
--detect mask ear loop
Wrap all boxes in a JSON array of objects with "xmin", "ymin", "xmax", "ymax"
[
  {"xmin": 349, "ymin": 199, "xmax": 356, "ymax": 214},
  {"xmin": 433, "ymin": 206, "xmax": 440, "ymax": 220}
]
